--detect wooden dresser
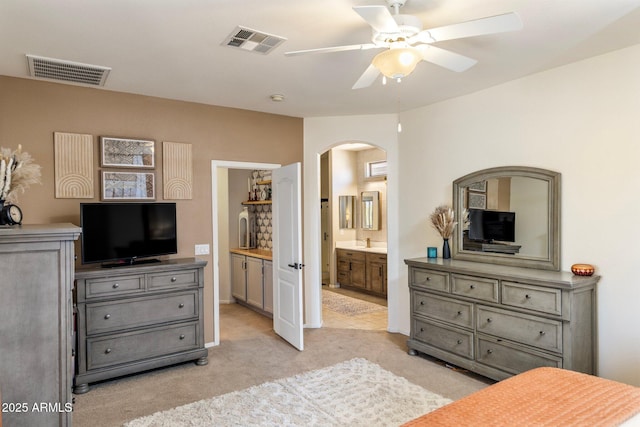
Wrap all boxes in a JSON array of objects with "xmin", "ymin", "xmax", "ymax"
[
  {"xmin": 0, "ymin": 224, "xmax": 80, "ymax": 427},
  {"xmin": 405, "ymin": 257, "xmax": 599, "ymax": 381},
  {"xmin": 73, "ymin": 258, "xmax": 208, "ymax": 393}
]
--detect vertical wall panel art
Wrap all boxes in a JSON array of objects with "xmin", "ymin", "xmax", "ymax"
[
  {"xmin": 54, "ymin": 132, "xmax": 94, "ymax": 198},
  {"xmin": 163, "ymin": 141, "xmax": 193, "ymax": 200}
]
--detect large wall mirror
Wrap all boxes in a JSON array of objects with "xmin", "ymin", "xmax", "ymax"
[
  {"xmin": 452, "ymin": 166, "xmax": 561, "ymax": 271},
  {"xmin": 361, "ymin": 191, "xmax": 380, "ymax": 230},
  {"xmin": 339, "ymin": 195, "xmax": 356, "ymax": 229}
]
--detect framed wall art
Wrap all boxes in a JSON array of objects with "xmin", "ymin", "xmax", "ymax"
[
  {"xmin": 468, "ymin": 180, "xmax": 487, "ymax": 192},
  {"xmin": 101, "ymin": 136, "xmax": 155, "ymax": 168},
  {"xmin": 54, "ymin": 132, "xmax": 94, "ymax": 198},
  {"xmin": 102, "ymin": 171, "xmax": 155, "ymax": 200},
  {"xmin": 468, "ymin": 191, "xmax": 487, "ymax": 209}
]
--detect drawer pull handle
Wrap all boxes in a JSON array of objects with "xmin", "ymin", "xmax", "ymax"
[
  {"xmin": 179, "ymin": 303, "xmax": 185, "ymax": 308},
  {"xmin": 539, "ymin": 331, "xmax": 546, "ymax": 336},
  {"xmin": 469, "ymin": 284, "xmax": 476, "ymax": 289},
  {"xmin": 420, "ymin": 327, "xmax": 424, "ymax": 332},
  {"xmin": 179, "ymin": 334, "xmax": 186, "ymax": 340},
  {"xmin": 487, "ymin": 318, "xmax": 492, "ymax": 323},
  {"xmin": 105, "ymin": 348, "xmax": 112, "ymax": 354},
  {"xmin": 425, "ymin": 277, "xmax": 431, "ymax": 281},
  {"xmin": 525, "ymin": 294, "xmax": 531, "ymax": 299},
  {"xmin": 420, "ymin": 301, "xmax": 425, "ymax": 305},
  {"xmin": 487, "ymin": 349, "xmax": 493, "ymax": 354},
  {"xmin": 457, "ymin": 311, "xmax": 462, "ymax": 316},
  {"xmin": 104, "ymin": 314, "xmax": 111, "ymax": 320},
  {"xmin": 171, "ymin": 277, "xmax": 177, "ymax": 282},
  {"xmin": 456, "ymin": 339, "xmax": 463, "ymax": 345},
  {"xmin": 113, "ymin": 283, "xmax": 119, "ymax": 289}
]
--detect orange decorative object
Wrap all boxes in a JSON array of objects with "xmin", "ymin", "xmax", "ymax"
[{"xmin": 571, "ymin": 264, "xmax": 595, "ymax": 276}]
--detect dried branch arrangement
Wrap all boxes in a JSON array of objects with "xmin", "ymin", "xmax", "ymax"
[
  {"xmin": 0, "ymin": 144, "xmax": 42, "ymax": 203},
  {"xmin": 430, "ymin": 205, "xmax": 458, "ymax": 239}
]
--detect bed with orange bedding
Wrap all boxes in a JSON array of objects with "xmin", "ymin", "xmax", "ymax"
[{"xmin": 403, "ymin": 367, "xmax": 640, "ymax": 427}]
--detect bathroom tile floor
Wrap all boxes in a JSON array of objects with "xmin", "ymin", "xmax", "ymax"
[{"xmin": 321, "ymin": 285, "xmax": 388, "ymax": 331}]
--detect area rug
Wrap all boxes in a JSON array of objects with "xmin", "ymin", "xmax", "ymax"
[
  {"xmin": 322, "ymin": 289, "xmax": 386, "ymax": 316},
  {"xmin": 124, "ymin": 358, "xmax": 452, "ymax": 427}
]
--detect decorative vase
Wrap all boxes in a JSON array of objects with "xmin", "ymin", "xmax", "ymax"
[{"xmin": 442, "ymin": 238, "xmax": 451, "ymax": 259}]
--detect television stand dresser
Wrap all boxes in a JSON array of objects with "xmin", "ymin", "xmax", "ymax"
[
  {"xmin": 404, "ymin": 257, "xmax": 599, "ymax": 381},
  {"xmin": 73, "ymin": 257, "xmax": 208, "ymax": 393}
]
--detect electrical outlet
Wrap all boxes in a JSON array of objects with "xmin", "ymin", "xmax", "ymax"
[{"xmin": 195, "ymin": 244, "xmax": 210, "ymax": 255}]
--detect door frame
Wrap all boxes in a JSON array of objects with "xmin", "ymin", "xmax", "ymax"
[{"xmin": 210, "ymin": 160, "xmax": 280, "ymax": 346}]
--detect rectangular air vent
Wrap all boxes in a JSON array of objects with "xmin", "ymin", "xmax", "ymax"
[
  {"xmin": 26, "ymin": 54, "xmax": 111, "ymax": 86},
  {"xmin": 222, "ymin": 26, "xmax": 286, "ymax": 55}
]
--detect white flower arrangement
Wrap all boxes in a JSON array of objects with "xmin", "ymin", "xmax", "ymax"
[
  {"xmin": 430, "ymin": 205, "xmax": 458, "ymax": 239},
  {"xmin": 0, "ymin": 144, "xmax": 42, "ymax": 203}
]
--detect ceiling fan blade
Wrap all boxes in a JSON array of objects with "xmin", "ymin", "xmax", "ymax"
[
  {"xmin": 415, "ymin": 12, "xmax": 522, "ymax": 43},
  {"xmin": 352, "ymin": 64, "xmax": 380, "ymax": 90},
  {"xmin": 353, "ymin": 5, "xmax": 399, "ymax": 34},
  {"xmin": 416, "ymin": 44, "xmax": 477, "ymax": 72},
  {"xmin": 285, "ymin": 43, "xmax": 378, "ymax": 56}
]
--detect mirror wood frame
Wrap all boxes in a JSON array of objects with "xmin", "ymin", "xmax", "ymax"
[{"xmin": 452, "ymin": 166, "xmax": 561, "ymax": 271}]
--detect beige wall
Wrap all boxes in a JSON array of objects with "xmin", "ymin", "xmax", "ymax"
[{"xmin": 0, "ymin": 76, "xmax": 303, "ymax": 343}]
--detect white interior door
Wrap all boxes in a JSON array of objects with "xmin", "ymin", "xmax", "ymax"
[{"xmin": 271, "ymin": 162, "xmax": 303, "ymax": 350}]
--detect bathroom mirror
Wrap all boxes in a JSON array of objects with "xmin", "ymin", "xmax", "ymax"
[
  {"xmin": 339, "ymin": 195, "xmax": 355, "ymax": 229},
  {"xmin": 452, "ymin": 166, "xmax": 560, "ymax": 271},
  {"xmin": 361, "ymin": 191, "xmax": 380, "ymax": 230}
]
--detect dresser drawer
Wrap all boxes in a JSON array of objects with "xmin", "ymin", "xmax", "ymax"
[
  {"xmin": 477, "ymin": 335, "xmax": 562, "ymax": 375},
  {"xmin": 148, "ymin": 269, "xmax": 199, "ymax": 290},
  {"xmin": 86, "ymin": 322, "xmax": 199, "ymax": 370},
  {"xmin": 413, "ymin": 318, "xmax": 474, "ymax": 359},
  {"xmin": 451, "ymin": 274, "xmax": 498, "ymax": 303},
  {"xmin": 501, "ymin": 281, "xmax": 562, "ymax": 315},
  {"xmin": 84, "ymin": 275, "xmax": 145, "ymax": 299},
  {"xmin": 410, "ymin": 268, "xmax": 449, "ymax": 292},
  {"xmin": 412, "ymin": 291, "xmax": 473, "ymax": 329},
  {"xmin": 86, "ymin": 291, "xmax": 198, "ymax": 334},
  {"xmin": 477, "ymin": 306, "xmax": 562, "ymax": 352}
]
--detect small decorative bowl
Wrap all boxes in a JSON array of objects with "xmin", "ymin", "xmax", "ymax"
[{"xmin": 571, "ymin": 264, "xmax": 595, "ymax": 276}]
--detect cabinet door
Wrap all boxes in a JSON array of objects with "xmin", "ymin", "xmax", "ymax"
[
  {"xmin": 368, "ymin": 260, "xmax": 387, "ymax": 295},
  {"xmin": 231, "ymin": 253, "xmax": 247, "ymax": 301},
  {"xmin": 263, "ymin": 260, "xmax": 273, "ymax": 313},
  {"xmin": 350, "ymin": 259, "xmax": 367, "ymax": 289},
  {"xmin": 246, "ymin": 256, "xmax": 264, "ymax": 309}
]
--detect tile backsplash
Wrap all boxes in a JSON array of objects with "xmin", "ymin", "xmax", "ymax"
[{"xmin": 250, "ymin": 204, "xmax": 272, "ymax": 251}]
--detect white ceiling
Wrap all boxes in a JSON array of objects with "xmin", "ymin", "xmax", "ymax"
[{"xmin": 2, "ymin": 0, "xmax": 640, "ymax": 118}]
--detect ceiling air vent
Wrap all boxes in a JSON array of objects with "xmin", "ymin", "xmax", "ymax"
[
  {"xmin": 26, "ymin": 54, "xmax": 111, "ymax": 86},
  {"xmin": 222, "ymin": 26, "xmax": 286, "ymax": 55}
]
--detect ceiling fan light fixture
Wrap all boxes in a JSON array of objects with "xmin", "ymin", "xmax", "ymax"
[{"xmin": 372, "ymin": 46, "xmax": 422, "ymax": 79}]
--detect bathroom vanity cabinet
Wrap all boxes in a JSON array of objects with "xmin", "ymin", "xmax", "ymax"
[{"xmin": 336, "ymin": 248, "xmax": 387, "ymax": 297}]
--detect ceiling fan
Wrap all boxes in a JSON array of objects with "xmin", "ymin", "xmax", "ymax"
[{"xmin": 285, "ymin": 0, "xmax": 523, "ymax": 89}]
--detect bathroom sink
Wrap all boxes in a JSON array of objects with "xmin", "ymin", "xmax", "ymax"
[{"xmin": 335, "ymin": 243, "xmax": 387, "ymax": 254}]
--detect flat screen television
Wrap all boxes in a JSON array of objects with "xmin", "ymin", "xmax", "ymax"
[
  {"xmin": 468, "ymin": 208, "xmax": 516, "ymax": 242},
  {"xmin": 80, "ymin": 202, "xmax": 177, "ymax": 267}
]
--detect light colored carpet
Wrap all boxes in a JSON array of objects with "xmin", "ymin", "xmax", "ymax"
[
  {"xmin": 124, "ymin": 357, "xmax": 452, "ymax": 427},
  {"xmin": 322, "ymin": 289, "xmax": 386, "ymax": 316}
]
